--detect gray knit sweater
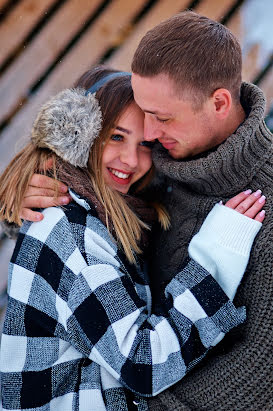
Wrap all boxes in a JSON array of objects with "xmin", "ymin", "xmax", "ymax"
[{"xmin": 148, "ymin": 83, "xmax": 273, "ymax": 410}]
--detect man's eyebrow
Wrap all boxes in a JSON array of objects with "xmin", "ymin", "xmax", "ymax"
[
  {"xmin": 115, "ymin": 126, "xmax": 131, "ymax": 134},
  {"xmin": 143, "ymin": 109, "xmax": 170, "ymax": 116}
]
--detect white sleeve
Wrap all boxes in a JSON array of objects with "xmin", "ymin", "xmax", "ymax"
[{"xmin": 188, "ymin": 203, "xmax": 262, "ymax": 301}]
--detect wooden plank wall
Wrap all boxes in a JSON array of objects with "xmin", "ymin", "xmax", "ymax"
[{"xmin": 0, "ymin": 0, "xmax": 273, "ymax": 297}]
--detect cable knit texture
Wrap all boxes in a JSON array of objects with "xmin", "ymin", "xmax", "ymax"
[{"xmin": 148, "ymin": 83, "xmax": 273, "ymax": 410}]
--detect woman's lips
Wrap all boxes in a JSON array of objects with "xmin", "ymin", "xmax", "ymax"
[{"xmin": 107, "ymin": 168, "xmax": 133, "ymax": 185}]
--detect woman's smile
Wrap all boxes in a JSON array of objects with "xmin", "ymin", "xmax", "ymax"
[{"xmin": 107, "ymin": 167, "xmax": 134, "ymax": 185}]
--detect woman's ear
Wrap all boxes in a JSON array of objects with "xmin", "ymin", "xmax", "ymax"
[{"xmin": 212, "ymin": 88, "xmax": 232, "ymax": 119}]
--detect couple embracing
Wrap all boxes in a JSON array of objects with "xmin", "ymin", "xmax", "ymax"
[{"xmin": 0, "ymin": 11, "xmax": 272, "ymax": 411}]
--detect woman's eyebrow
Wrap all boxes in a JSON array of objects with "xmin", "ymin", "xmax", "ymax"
[{"xmin": 115, "ymin": 126, "xmax": 131, "ymax": 134}]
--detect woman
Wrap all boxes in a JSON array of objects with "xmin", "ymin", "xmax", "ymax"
[{"xmin": 0, "ymin": 67, "xmax": 264, "ymax": 410}]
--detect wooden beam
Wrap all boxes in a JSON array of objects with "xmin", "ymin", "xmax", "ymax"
[
  {"xmin": 107, "ymin": 0, "xmax": 192, "ymax": 71},
  {"xmin": 0, "ymin": 0, "xmax": 104, "ymax": 124},
  {"xmin": 195, "ymin": 0, "xmax": 238, "ymax": 21},
  {"xmin": 0, "ymin": 0, "xmax": 57, "ymax": 66}
]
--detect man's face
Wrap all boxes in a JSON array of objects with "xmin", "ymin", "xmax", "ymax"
[{"xmin": 131, "ymin": 73, "xmax": 221, "ymax": 159}]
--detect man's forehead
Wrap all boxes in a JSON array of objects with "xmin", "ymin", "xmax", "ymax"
[
  {"xmin": 132, "ymin": 73, "xmax": 176, "ymax": 94},
  {"xmin": 131, "ymin": 73, "xmax": 177, "ymax": 113}
]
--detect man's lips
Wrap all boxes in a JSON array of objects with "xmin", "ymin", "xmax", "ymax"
[
  {"xmin": 160, "ymin": 140, "xmax": 177, "ymax": 150},
  {"xmin": 107, "ymin": 168, "xmax": 134, "ymax": 185}
]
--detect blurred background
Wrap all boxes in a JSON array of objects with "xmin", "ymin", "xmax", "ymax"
[{"xmin": 0, "ymin": 0, "xmax": 273, "ymax": 321}]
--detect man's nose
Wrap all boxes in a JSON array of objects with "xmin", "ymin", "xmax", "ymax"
[
  {"xmin": 144, "ymin": 115, "xmax": 163, "ymax": 141},
  {"xmin": 120, "ymin": 144, "xmax": 138, "ymax": 169}
]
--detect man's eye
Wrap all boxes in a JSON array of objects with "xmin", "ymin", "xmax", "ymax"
[
  {"xmin": 156, "ymin": 117, "xmax": 168, "ymax": 123},
  {"xmin": 140, "ymin": 141, "xmax": 155, "ymax": 149},
  {"xmin": 111, "ymin": 134, "xmax": 123, "ymax": 141}
]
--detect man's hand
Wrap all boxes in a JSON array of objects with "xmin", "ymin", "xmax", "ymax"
[
  {"xmin": 20, "ymin": 173, "xmax": 71, "ymax": 221},
  {"xmin": 224, "ymin": 189, "xmax": 266, "ymax": 223}
]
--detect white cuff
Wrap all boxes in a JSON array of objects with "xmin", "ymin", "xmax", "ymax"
[{"xmin": 198, "ymin": 204, "xmax": 262, "ymax": 257}]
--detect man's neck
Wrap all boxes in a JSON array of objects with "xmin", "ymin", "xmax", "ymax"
[{"xmin": 220, "ymin": 103, "xmax": 246, "ymax": 142}]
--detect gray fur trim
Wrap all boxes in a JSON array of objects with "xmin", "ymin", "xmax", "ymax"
[{"xmin": 31, "ymin": 88, "xmax": 102, "ymax": 168}]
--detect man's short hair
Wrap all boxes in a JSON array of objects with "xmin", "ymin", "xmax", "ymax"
[{"xmin": 132, "ymin": 11, "xmax": 242, "ymax": 106}]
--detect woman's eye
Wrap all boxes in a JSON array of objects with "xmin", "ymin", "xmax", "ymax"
[
  {"xmin": 140, "ymin": 141, "xmax": 155, "ymax": 149},
  {"xmin": 111, "ymin": 134, "xmax": 123, "ymax": 141}
]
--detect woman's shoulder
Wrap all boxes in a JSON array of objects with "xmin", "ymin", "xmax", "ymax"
[
  {"xmin": 10, "ymin": 192, "xmax": 118, "ymax": 271},
  {"xmin": 12, "ymin": 197, "xmax": 98, "ymax": 252},
  {"xmin": 11, "ymin": 199, "xmax": 115, "ymax": 273}
]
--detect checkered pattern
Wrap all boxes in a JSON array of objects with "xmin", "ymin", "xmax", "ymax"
[{"xmin": 0, "ymin": 192, "xmax": 246, "ymax": 410}]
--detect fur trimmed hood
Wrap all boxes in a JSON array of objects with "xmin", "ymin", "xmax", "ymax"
[{"xmin": 31, "ymin": 88, "xmax": 102, "ymax": 167}]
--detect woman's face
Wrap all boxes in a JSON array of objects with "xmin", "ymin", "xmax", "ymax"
[{"xmin": 102, "ymin": 103, "xmax": 153, "ymax": 194}]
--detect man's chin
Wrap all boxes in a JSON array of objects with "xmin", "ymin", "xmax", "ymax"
[
  {"xmin": 167, "ymin": 145, "xmax": 204, "ymax": 160},
  {"xmin": 167, "ymin": 147, "xmax": 187, "ymax": 160}
]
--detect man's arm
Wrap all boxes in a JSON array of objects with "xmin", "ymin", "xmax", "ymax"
[{"xmin": 20, "ymin": 178, "xmax": 266, "ymax": 224}]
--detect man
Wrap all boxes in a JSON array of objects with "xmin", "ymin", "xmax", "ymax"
[
  {"xmin": 11, "ymin": 11, "xmax": 273, "ymax": 410},
  {"xmin": 130, "ymin": 11, "xmax": 273, "ymax": 410}
]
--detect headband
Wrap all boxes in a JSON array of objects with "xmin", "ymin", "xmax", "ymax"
[
  {"xmin": 85, "ymin": 72, "xmax": 131, "ymax": 95},
  {"xmin": 31, "ymin": 72, "xmax": 131, "ymax": 168}
]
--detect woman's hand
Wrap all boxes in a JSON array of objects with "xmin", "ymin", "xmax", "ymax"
[{"xmin": 224, "ymin": 189, "xmax": 266, "ymax": 223}]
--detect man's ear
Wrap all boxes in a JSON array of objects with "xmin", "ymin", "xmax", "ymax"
[{"xmin": 212, "ymin": 88, "xmax": 232, "ymax": 119}]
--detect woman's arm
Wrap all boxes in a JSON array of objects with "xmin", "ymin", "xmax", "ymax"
[
  {"xmin": 64, "ymin": 191, "xmax": 263, "ymax": 396},
  {"xmin": 68, "ymin": 257, "xmax": 244, "ymax": 396},
  {"xmin": 63, "ymin": 193, "xmax": 262, "ymax": 397},
  {"xmin": 189, "ymin": 193, "xmax": 264, "ymax": 300}
]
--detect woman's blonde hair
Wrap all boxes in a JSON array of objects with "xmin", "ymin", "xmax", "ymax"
[{"xmin": 0, "ymin": 66, "xmax": 169, "ymax": 263}]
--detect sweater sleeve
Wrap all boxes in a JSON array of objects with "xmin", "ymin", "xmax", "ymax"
[{"xmin": 188, "ymin": 203, "xmax": 262, "ymax": 300}]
